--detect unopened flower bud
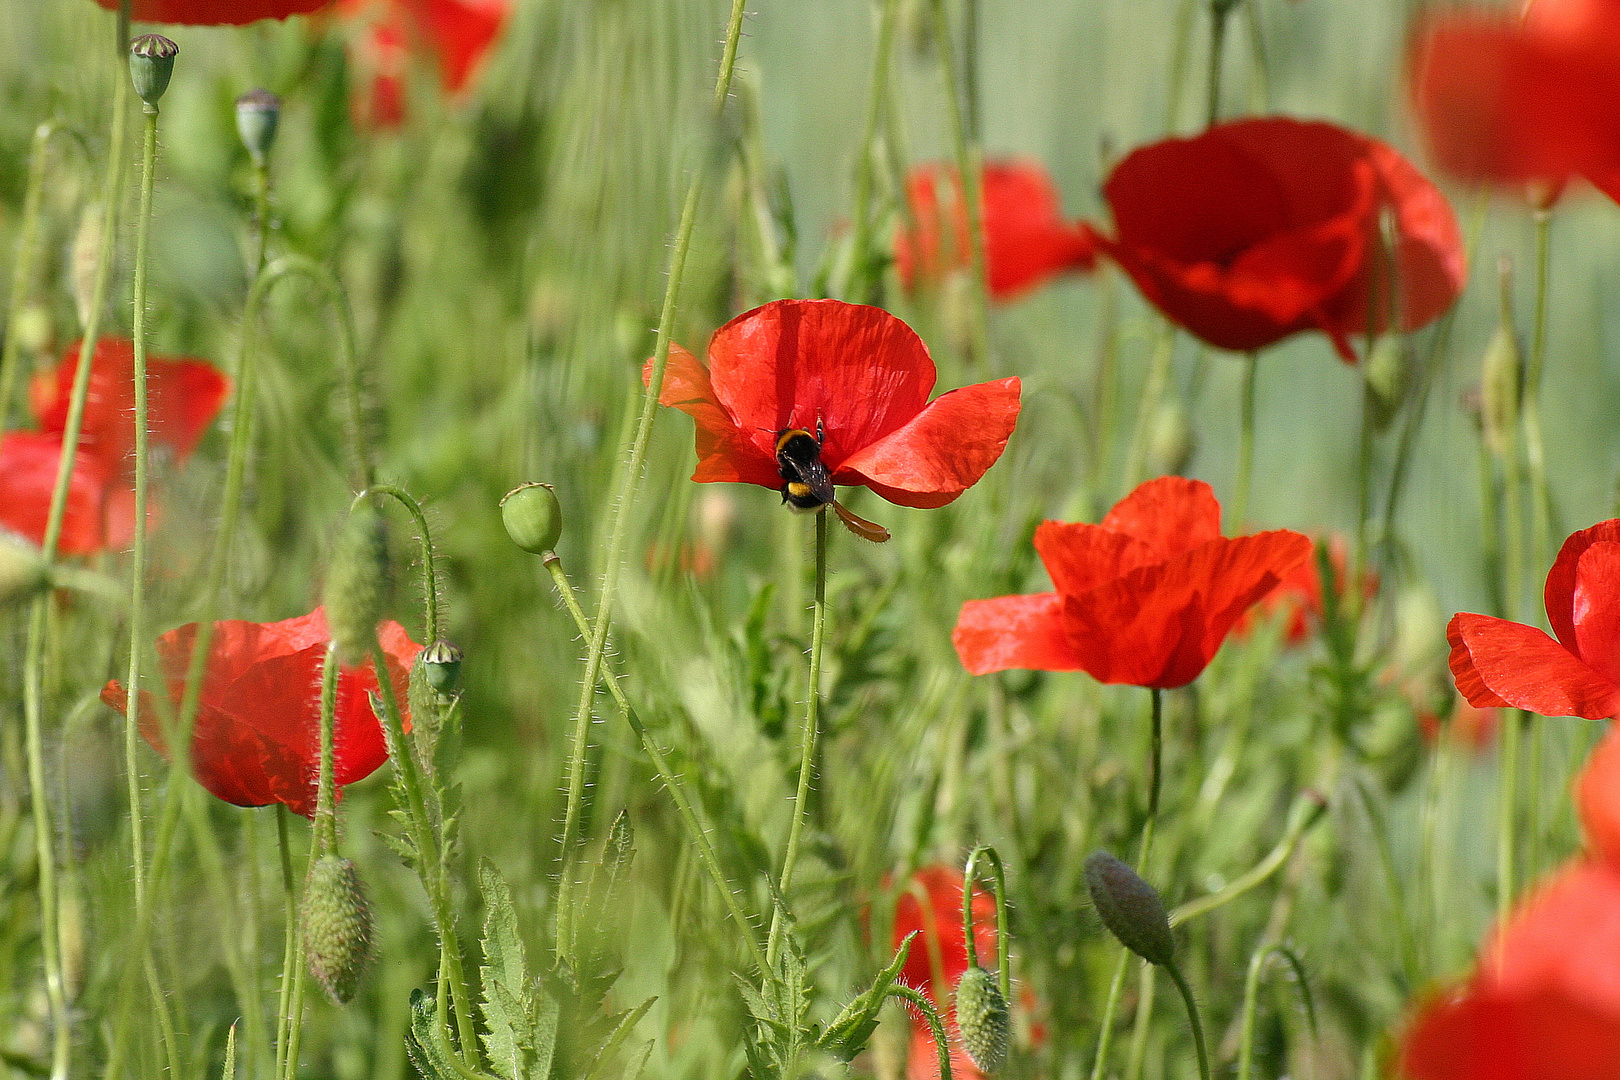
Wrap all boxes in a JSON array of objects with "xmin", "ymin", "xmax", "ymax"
[
  {"xmin": 1363, "ymin": 337, "xmax": 1409, "ymax": 430},
  {"xmin": 501, "ymin": 482, "xmax": 563, "ymax": 555},
  {"xmin": 1084, "ymin": 850, "xmax": 1175, "ymax": 967},
  {"xmin": 954, "ymin": 965, "xmax": 1010, "ymax": 1073},
  {"xmin": 420, "ymin": 639, "xmax": 463, "ymax": 696},
  {"xmin": 324, "ymin": 499, "xmax": 391, "ymax": 665},
  {"xmin": 70, "ymin": 205, "xmax": 104, "ymax": 331},
  {"xmin": 1479, "ymin": 324, "xmax": 1521, "ymax": 457},
  {"xmin": 129, "ymin": 35, "xmax": 178, "ymax": 109},
  {"xmin": 1146, "ymin": 399, "xmax": 1195, "ymax": 477},
  {"xmin": 235, "ymin": 89, "xmax": 281, "ymax": 164},
  {"xmin": 0, "ymin": 531, "xmax": 48, "ymax": 607},
  {"xmin": 303, "ymin": 856, "xmax": 375, "ymax": 1005}
]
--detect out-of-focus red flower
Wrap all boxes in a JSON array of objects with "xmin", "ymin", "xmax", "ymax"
[
  {"xmin": 1093, "ymin": 117, "xmax": 1465, "ymax": 363},
  {"xmin": 1418, "ymin": 694, "xmax": 1501, "ymax": 753},
  {"xmin": 893, "ymin": 867, "xmax": 998, "ymax": 1080},
  {"xmin": 1449, "ymin": 520, "xmax": 1620, "ymax": 720},
  {"xmin": 102, "ymin": 607, "xmax": 420, "ymax": 817},
  {"xmin": 0, "ymin": 339, "xmax": 228, "ymax": 555},
  {"xmin": 647, "ymin": 298, "xmax": 1020, "ymax": 510},
  {"xmin": 895, "ymin": 160, "xmax": 1099, "ymax": 301},
  {"xmin": 1239, "ymin": 534, "xmax": 1375, "ymax": 646},
  {"xmin": 953, "ymin": 477, "xmax": 1312, "ymax": 689},
  {"xmin": 339, "ymin": 0, "xmax": 508, "ymax": 127},
  {"xmin": 1578, "ymin": 723, "xmax": 1620, "ymax": 867},
  {"xmin": 1400, "ymin": 984, "xmax": 1620, "ymax": 1080},
  {"xmin": 1408, "ymin": 0, "xmax": 1620, "ymax": 203},
  {"xmin": 91, "ymin": 0, "xmax": 328, "ymax": 23}
]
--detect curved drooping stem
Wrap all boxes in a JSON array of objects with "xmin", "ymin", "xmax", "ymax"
[
  {"xmin": 1164, "ymin": 959, "xmax": 1213, "ymax": 1080},
  {"xmin": 887, "ymin": 984, "xmax": 954, "ymax": 1080},
  {"xmin": 366, "ymin": 483, "xmax": 442, "ymax": 642},
  {"xmin": 962, "ymin": 844, "xmax": 1009, "ymax": 997}
]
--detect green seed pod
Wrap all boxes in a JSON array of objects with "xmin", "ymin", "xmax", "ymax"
[
  {"xmin": 501, "ymin": 482, "xmax": 563, "ymax": 555},
  {"xmin": 420, "ymin": 639, "xmax": 463, "ymax": 696},
  {"xmin": 303, "ymin": 856, "xmax": 374, "ymax": 1005},
  {"xmin": 324, "ymin": 499, "xmax": 392, "ymax": 665},
  {"xmin": 1084, "ymin": 850, "xmax": 1175, "ymax": 967},
  {"xmin": 1145, "ymin": 398, "xmax": 1195, "ymax": 478},
  {"xmin": 0, "ymin": 531, "xmax": 47, "ymax": 608},
  {"xmin": 129, "ymin": 35, "xmax": 178, "ymax": 109},
  {"xmin": 235, "ymin": 88, "xmax": 282, "ymax": 165},
  {"xmin": 1480, "ymin": 323, "xmax": 1522, "ymax": 458},
  {"xmin": 953, "ymin": 965, "xmax": 1010, "ymax": 1073},
  {"xmin": 1363, "ymin": 336, "xmax": 1410, "ymax": 431}
]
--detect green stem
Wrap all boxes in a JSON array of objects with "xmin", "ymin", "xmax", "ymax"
[
  {"xmin": 250, "ymin": 158, "xmax": 272, "ymax": 275},
  {"xmin": 366, "ymin": 484, "xmax": 441, "ymax": 641},
  {"xmin": 1170, "ymin": 792, "xmax": 1323, "ymax": 927},
  {"xmin": 768, "ymin": 508, "xmax": 829, "ymax": 967},
  {"xmin": 929, "ymin": 0, "xmax": 990, "ymax": 366},
  {"xmin": 542, "ymin": 553, "xmax": 768, "ymax": 971},
  {"xmin": 888, "ymin": 984, "xmax": 954, "ymax": 1080},
  {"xmin": 1147, "ymin": 687, "xmax": 1163, "ymax": 828},
  {"xmin": 0, "ymin": 122, "xmax": 71, "ymax": 425},
  {"xmin": 562, "ymin": 0, "xmax": 748, "ymax": 959},
  {"xmin": 1522, "ymin": 207, "xmax": 1553, "ymax": 595},
  {"xmin": 274, "ymin": 807, "xmax": 297, "ymax": 1080},
  {"xmin": 1124, "ymin": 962, "xmax": 1155, "ymax": 1080},
  {"xmin": 846, "ymin": 0, "xmax": 900, "ymax": 305},
  {"xmin": 1165, "ymin": 960, "xmax": 1213, "ymax": 1080},
  {"xmin": 1233, "ymin": 351, "xmax": 1257, "ymax": 529},
  {"xmin": 1497, "ymin": 710, "xmax": 1525, "ymax": 922},
  {"xmin": 1206, "ymin": 0, "xmax": 1235, "ymax": 128},
  {"xmin": 1163, "ymin": 0, "xmax": 1201, "ymax": 131},
  {"xmin": 1122, "ymin": 326, "xmax": 1175, "ymax": 491},
  {"xmin": 962, "ymin": 845, "xmax": 1009, "ymax": 997},
  {"xmin": 314, "ymin": 645, "xmax": 339, "ymax": 856},
  {"xmin": 1241, "ymin": 0, "xmax": 1270, "ymax": 111}
]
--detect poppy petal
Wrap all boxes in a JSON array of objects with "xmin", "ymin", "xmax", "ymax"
[
  {"xmin": 1099, "ymin": 475, "xmax": 1223, "ymax": 558},
  {"xmin": 980, "ymin": 161, "xmax": 1098, "ymax": 298},
  {"xmin": 1447, "ymin": 612, "xmax": 1620, "ymax": 719},
  {"xmin": 1578, "ymin": 723, "xmax": 1620, "ymax": 867},
  {"xmin": 1574, "ymin": 542, "xmax": 1620, "ymax": 686},
  {"xmin": 704, "ymin": 299, "xmax": 935, "ymax": 472},
  {"xmin": 952, "ymin": 593, "xmax": 1083, "ymax": 675},
  {"xmin": 835, "ymin": 377, "xmax": 1020, "ymax": 508},
  {"xmin": 1031, "ymin": 522, "xmax": 1160, "ymax": 599},
  {"xmin": 1545, "ymin": 520, "xmax": 1620, "ymax": 653},
  {"xmin": 405, "ymin": 0, "xmax": 508, "ymax": 93},
  {"xmin": 1487, "ymin": 859, "xmax": 1620, "ymax": 1020},
  {"xmin": 90, "ymin": 0, "xmax": 330, "ymax": 23},
  {"xmin": 1060, "ymin": 530, "xmax": 1313, "ymax": 689},
  {"xmin": 1400, "ymin": 985, "xmax": 1620, "ymax": 1080},
  {"xmin": 647, "ymin": 344, "xmax": 780, "ymax": 488},
  {"xmin": 0, "ymin": 432, "xmax": 119, "ymax": 555}
]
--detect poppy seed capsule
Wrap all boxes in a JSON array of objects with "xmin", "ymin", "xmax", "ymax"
[
  {"xmin": 129, "ymin": 35, "xmax": 178, "ymax": 108},
  {"xmin": 235, "ymin": 89, "xmax": 281, "ymax": 164},
  {"xmin": 324, "ymin": 500, "xmax": 392, "ymax": 665},
  {"xmin": 303, "ymin": 856, "xmax": 374, "ymax": 1005},
  {"xmin": 1084, "ymin": 850, "xmax": 1175, "ymax": 967},
  {"xmin": 420, "ymin": 639, "xmax": 463, "ymax": 695},
  {"xmin": 500, "ymin": 482, "xmax": 563, "ymax": 555},
  {"xmin": 954, "ymin": 965, "xmax": 1011, "ymax": 1073}
]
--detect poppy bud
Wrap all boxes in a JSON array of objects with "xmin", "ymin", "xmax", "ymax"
[
  {"xmin": 1479, "ymin": 324, "xmax": 1521, "ymax": 457},
  {"xmin": 235, "ymin": 88, "xmax": 281, "ymax": 165},
  {"xmin": 70, "ymin": 205, "xmax": 104, "ymax": 331},
  {"xmin": 1363, "ymin": 337, "xmax": 1410, "ymax": 430},
  {"xmin": 129, "ymin": 35, "xmax": 178, "ymax": 109},
  {"xmin": 1084, "ymin": 850, "xmax": 1175, "ymax": 967},
  {"xmin": 303, "ymin": 855, "xmax": 375, "ymax": 1005},
  {"xmin": 420, "ymin": 639, "xmax": 462, "ymax": 696},
  {"xmin": 1146, "ymin": 399, "xmax": 1195, "ymax": 478},
  {"xmin": 953, "ymin": 965, "xmax": 1010, "ymax": 1073},
  {"xmin": 501, "ymin": 482, "xmax": 563, "ymax": 555},
  {"xmin": 324, "ymin": 499, "xmax": 392, "ymax": 665},
  {"xmin": 0, "ymin": 531, "xmax": 48, "ymax": 607}
]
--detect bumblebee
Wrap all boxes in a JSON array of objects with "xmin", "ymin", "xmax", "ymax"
[{"xmin": 773, "ymin": 423, "xmax": 890, "ymax": 543}]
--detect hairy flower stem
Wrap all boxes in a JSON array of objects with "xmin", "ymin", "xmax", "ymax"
[
  {"xmin": 929, "ymin": 0, "xmax": 990, "ymax": 367},
  {"xmin": 0, "ymin": 122, "xmax": 74, "ymax": 423},
  {"xmin": 543, "ymin": 553, "xmax": 768, "ymax": 971},
  {"xmin": 558, "ymin": 0, "xmax": 747, "ymax": 966},
  {"xmin": 769, "ymin": 508, "xmax": 829, "ymax": 968},
  {"xmin": 1206, "ymin": 0, "xmax": 1238, "ymax": 128},
  {"xmin": 367, "ymin": 484, "xmax": 442, "ymax": 640},
  {"xmin": 1165, "ymin": 958, "xmax": 1213, "ymax": 1080},
  {"xmin": 274, "ymin": 807, "xmax": 298, "ymax": 1080},
  {"xmin": 962, "ymin": 845, "xmax": 1009, "ymax": 996},
  {"xmin": 1233, "ymin": 351, "xmax": 1257, "ymax": 529},
  {"xmin": 888, "ymin": 984, "xmax": 954, "ymax": 1080}
]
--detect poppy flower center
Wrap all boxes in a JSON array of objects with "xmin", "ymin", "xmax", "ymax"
[{"xmin": 775, "ymin": 427, "xmax": 833, "ymax": 511}]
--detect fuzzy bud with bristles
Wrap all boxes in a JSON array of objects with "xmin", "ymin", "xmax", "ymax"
[
  {"xmin": 235, "ymin": 88, "xmax": 281, "ymax": 165},
  {"xmin": 1084, "ymin": 851, "xmax": 1175, "ymax": 967},
  {"xmin": 129, "ymin": 35, "xmax": 178, "ymax": 109},
  {"xmin": 303, "ymin": 856, "xmax": 374, "ymax": 1005},
  {"xmin": 420, "ymin": 639, "xmax": 463, "ymax": 696},
  {"xmin": 501, "ymin": 482, "xmax": 563, "ymax": 555},
  {"xmin": 324, "ymin": 499, "xmax": 391, "ymax": 665},
  {"xmin": 953, "ymin": 965, "xmax": 1010, "ymax": 1073}
]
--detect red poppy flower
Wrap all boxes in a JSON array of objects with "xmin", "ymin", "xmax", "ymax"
[
  {"xmin": 1239, "ymin": 534, "xmax": 1375, "ymax": 646},
  {"xmin": 339, "ymin": 0, "xmax": 508, "ymax": 127},
  {"xmin": 101, "ymin": 607, "xmax": 420, "ymax": 817},
  {"xmin": 1449, "ymin": 520, "xmax": 1620, "ymax": 720},
  {"xmin": 1578, "ymin": 723, "xmax": 1620, "ymax": 867},
  {"xmin": 953, "ymin": 476, "xmax": 1312, "ymax": 689},
  {"xmin": 892, "ymin": 867, "xmax": 998, "ymax": 1080},
  {"xmin": 0, "ymin": 339, "xmax": 228, "ymax": 555},
  {"xmin": 1417, "ymin": 694, "xmax": 1501, "ymax": 753},
  {"xmin": 895, "ymin": 160, "xmax": 1099, "ymax": 301},
  {"xmin": 1408, "ymin": 1, "xmax": 1620, "ymax": 203},
  {"xmin": 91, "ymin": 0, "xmax": 329, "ymax": 23},
  {"xmin": 1093, "ymin": 117, "xmax": 1466, "ymax": 363},
  {"xmin": 646, "ymin": 298, "xmax": 1020, "ymax": 512}
]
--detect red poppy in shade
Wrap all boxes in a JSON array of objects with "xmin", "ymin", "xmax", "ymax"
[
  {"xmin": 339, "ymin": 0, "xmax": 508, "ymax": 127},
  {"xmin": 90, "ymin": 0, "xmax": 329, "ymax": 23},
  {"xmin": 893, "ymin": 867, "xmax": 998, "ymax": 1080},
  {"xmin": 1093, "ymin": 117, "xmax": 1466, "ymax": 363},
  {"xmin": 101, "ymin": 607, "xmax": 420, "ymax": 817},
  {"xmin": 1407, "ymin": 1, "xmax": 1620, "ymax": 204},
  {"xmin": 1449, "ymin": 519, "xmax": 1620, "ymax": 720},
  {"xmin": 953, "ymin": 476, "xmax": 1312, "ymax": 689},
  {"xmin": 647, "ymin": 298, "xmax": 1021, "ymax": 511},
  {"xmin": 0, "ymin": 339, "xmax": 228, "ymax": 555},
  {"xmin": 895, "ymin": 160, "xmax": 1100, "ymax": 301}
]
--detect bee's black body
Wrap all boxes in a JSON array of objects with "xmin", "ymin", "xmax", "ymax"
[{"xmin": 775, "ymin": 427, "xmax": 834, "ymax": 510}]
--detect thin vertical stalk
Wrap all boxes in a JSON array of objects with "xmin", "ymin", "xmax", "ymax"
[
  {"xmin": 1124, "ymin": 962, "xmax": 1156, "ymax": 1080},
  {"xmin": 929, "ymin": 0, "xmax": 990, "ymax": 367},
  {"xmin": 1522, "ymin": 206, "xmax": 1553, "ymax": 591},
  {"xmin": 845, "ymin": 0, "xmax": 900, "ymax": 304},
  {"xmin": 1497, "ymin": 711, "xmax": 1525, "ymax": 923},
  {"xmin": 274, "ymin": 807, "xmax": 297, "ymax": 1080},
  {"xmin": 1163, "ymin": 0, "xmax": 1201, "ymax": 132},
  {"xmin": 963, "ymin": 845, "xmax": 1009, "ymax": 996},
  {"xmin": 1233, "ymin": 351, "xmax": 1257, "ymax": 529},
  {"xmin": 0, "ymin": 122, "xmax": 68, "ymax": 423},
  {"xmin": 560, "ymin": 0, "xmax": 748, "ymax": 963},
  {"xmin": 1165, "ymin": 960, "xmax": 1213, "ymax": 1080},
  {"xmin": 1206, "ymin": 0, "xmax": 1236, "ymax": 128},
  {"xmin": 367, "ymin": 484, "xmax": 442, "ymax": 641},
  {"xmin": 768, "ymin": 508, "xmax": 829, "ymax": 968},
  {"xmin": 1122, "ymin": 325, "xmax": 1175, "ymax": 490}
]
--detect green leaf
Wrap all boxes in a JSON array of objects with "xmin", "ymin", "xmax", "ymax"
[
  {"xmin": 820, "ymin": 930, "xmax": 917, "ymax": 1060},
  {"xmin": 378, "ymin": 828, "xmax": 420, "ymax": 870},
  {"xmin": 221, "ymin": 1022, "xmax": 236, "ymax": 1080},
  {"xmin": 531, "ymin": 984, "xmax": 559, "ymax": 1080},
  {"xmin": 478, "ymin": 859, "xmax": 531, "ymax": 1080},
  {"xmin": 407, "ymin": 988, "xmax": 459, "ymax": 1080},
  {"xmin": 579, "ymin": 996, "xmax": 656, "ymax": 1080}
]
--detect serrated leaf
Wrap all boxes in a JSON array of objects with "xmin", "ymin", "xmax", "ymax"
[
  {"xmin": 734, "ymin": 974, "xmax": 777, "ymax": 1026},
  {"xmin": 479, "ymin": 860, "xmax": 531, "ymax": 1080},
  {"xmin": 221, "ymin": 1023, "xmax": 235, "ymax": 1080},
  {"xmin": 531, "ymin": 984, "xmax": 559, "ymax": 1080},
  {"xmin": 482, "ymin": 981, "xmax": 533, "ymax": 1080},
  {"xmin": 820, "ymin": 931, "xmax": 917, "ymax": 1060},
  {"xmin": 620, "ymin": 1040, "xmax": 653, "ymax": 1080},
  {"xmin": 579, "ymin": 996, "xmax": 656, "ymax": 1080},
  {"xmin": 407, "ymin": 988, "xmax": 459, "ymax": 1080},
  {"xmin": 378, "ymin": 829, "xmax": 420, "ymax": 869}
]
